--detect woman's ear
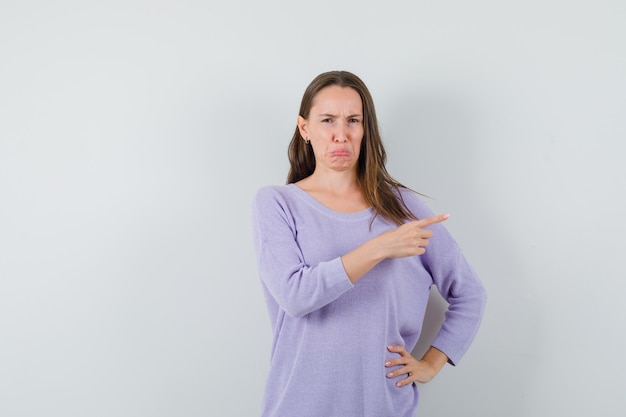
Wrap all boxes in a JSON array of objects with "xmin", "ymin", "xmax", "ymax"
[{"xmin": 297, "ymin": 115, "xmax": 308, "ymax": 139}]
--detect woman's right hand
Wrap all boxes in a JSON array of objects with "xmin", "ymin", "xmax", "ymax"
[
  {"xmin": 341, "ymin": 213, "xmax": 449, "ymax": 283},
  {"xmin": 377, "ymin": 213, "xmax": 449, "ymax": 259}
]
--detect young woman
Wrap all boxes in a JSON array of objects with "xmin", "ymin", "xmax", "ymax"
[{"xmin": 252, "ymin": 70, "xmax": 486, "ymax": 417}]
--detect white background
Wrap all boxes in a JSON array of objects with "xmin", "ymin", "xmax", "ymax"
[{"xmin": 1, "ymin": 1, "xmax": 625, "ymax": 416}]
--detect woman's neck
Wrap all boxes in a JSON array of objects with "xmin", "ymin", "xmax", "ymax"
[{"xmin": 295, "ymin": 170, "xmax": 368, "ymax": 213}]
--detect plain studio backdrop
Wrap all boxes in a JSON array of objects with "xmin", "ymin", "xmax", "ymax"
[{"xmin": 1, "ymin": 1, "xmax": 625, "ymax": 416}]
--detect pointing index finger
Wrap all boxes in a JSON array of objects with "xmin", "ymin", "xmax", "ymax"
[{"xmin": 416, "ymin": 213, "xmax": 449, "ymax": 228}]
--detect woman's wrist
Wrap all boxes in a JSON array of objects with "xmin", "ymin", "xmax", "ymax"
[{"xmin": 420, "ymin": 346, "xmax": 448, "ymax": 377}]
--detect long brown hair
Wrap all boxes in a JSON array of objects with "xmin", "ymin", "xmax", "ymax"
[{"xmin": 287, "ymin": 70, "xmax": 417, "ymax": 225}]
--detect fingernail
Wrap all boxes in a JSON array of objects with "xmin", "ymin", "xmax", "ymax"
[
  {"xmin": 387, "ymin": 372, "xmax": 393, "ymax": 378},
  {"xmin": 385, "ymin": 361, "xmax": 391, "ymax": 366},
  {"xmin": 387, "ymin": 345, "xmax": 394, "ymax": 350},
  {"xmin": 396, "ymin": 382, "xmax": 402, "ymax": 387}
]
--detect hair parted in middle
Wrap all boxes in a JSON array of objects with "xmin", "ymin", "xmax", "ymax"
[{"xmin": 286, "ymin": 70, "xmax": 418, "ymax": 226}]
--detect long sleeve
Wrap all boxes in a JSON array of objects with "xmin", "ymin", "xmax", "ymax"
[
  {"xmin": 426, "ymin": 246, "xmax": 487, "ymax": 365},
  {"xmin": 252, "ymin": 186, "xmax": 354, "ymax": 318}
]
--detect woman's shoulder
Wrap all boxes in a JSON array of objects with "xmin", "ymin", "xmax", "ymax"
[
  {"xmin": 255, "ymin": 183, "xmax": 294, "ymax": 196},
  {"xmin": 253, "ymin": 184, "xmax": 298, "ymax": 207}
]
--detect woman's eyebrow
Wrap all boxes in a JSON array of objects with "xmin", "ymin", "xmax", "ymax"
[{"xmin": 317, "ymin": 113, "xmax": 362, "ymax": 118}]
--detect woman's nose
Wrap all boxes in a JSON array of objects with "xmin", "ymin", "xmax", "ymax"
[{"xmin": 333, "ymin": 124, "xmax": 348, "ymax": 142}]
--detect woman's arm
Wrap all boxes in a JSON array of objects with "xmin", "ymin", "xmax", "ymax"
[{"xmin": 341, "ymin": 214, "xmax": 449, "ymax": 283}]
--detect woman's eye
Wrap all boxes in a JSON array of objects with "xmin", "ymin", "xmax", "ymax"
[
  {"xmin": 349, "ymin": 118, "xmax": 361, "ymax": 123},
  {"xmin": 322, "ymin": 118, "xmax": 332, "ymax": 123}
]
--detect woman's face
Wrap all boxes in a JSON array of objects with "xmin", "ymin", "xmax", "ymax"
[{"xmin": 298, "ymin": 85, "xmax": 364, "ymax": 174}]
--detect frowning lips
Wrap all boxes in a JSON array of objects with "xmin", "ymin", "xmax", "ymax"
[{"xmin": 330, "ymin": 149, "xmax": 351, "ymax": 156}]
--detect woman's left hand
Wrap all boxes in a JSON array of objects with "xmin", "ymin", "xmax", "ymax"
[{"xmin": 385, "ymin": 345, "xmax": 448, "ymax": 387}]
